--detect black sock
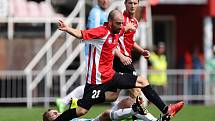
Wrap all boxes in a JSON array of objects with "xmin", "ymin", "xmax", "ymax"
[
  {"xmin": 141, "ymin": 85, "xmax": 167, "ymax": 114},
  {"xmin": 54, "ymin": 108, "xmax": 78, "ymax": 121}
]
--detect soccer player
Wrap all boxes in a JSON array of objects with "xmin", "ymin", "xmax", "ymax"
[
  {"xmin": 56, "ymin": 0, "xmax": 148, "ymax": 112},
  {"xmin": 56, "ymin": 0, "xmax": 110, "ymax": 112},
  {"xmin": 112, "ymin": 0, "xmax": 151, "ymax": 100},
  {"xmin": 44, "ymin": 97, "xmax": 169, "ymax": 121},
  {"xmin": 55, "ymin": 10, "xmax": 184, "ymax": 121}
]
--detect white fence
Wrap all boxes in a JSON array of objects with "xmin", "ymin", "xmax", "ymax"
[{"xmin": 0, "ymin": 69, "xmax": 214, "ymax": 107}]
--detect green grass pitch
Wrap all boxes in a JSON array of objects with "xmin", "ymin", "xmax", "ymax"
[{"xmin": 0, "ymin": 104, "xmax": 214, "ymax": 121}]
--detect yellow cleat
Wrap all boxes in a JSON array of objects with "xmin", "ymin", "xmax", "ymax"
[{"xmin": 69, "ymin": 98, "xmax": 78, "ymax": 109}]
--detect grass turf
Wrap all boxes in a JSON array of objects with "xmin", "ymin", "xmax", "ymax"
[{"xmin": 0, "ymin": 104, "xmax": 214, "ymax": 121}]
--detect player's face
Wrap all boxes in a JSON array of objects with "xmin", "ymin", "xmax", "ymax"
[
  {"xmin": 47, "ymin": 109, "xmax": 61, "ymax": 121},
  {"xmin": 111, "ymin": 14, "xmax": 124, "ymax": 34},
  {"xmin": 98, "ymin": 0, "xmax": 110, "ymax": 10},
  {"xmin": 125, "ymin": 0, "xmax": 139, "ymax": 15}
]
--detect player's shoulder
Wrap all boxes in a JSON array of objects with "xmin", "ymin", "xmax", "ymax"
[{"xmin": 89, "ymin": 6, "xmax": 101, "ymax": 14}]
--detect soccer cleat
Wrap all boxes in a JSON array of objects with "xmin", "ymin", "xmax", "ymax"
[
  {"xmin": 56, "ymin": 98, "xmax": 66, "ymax": 113},
  {"xmin": 69, "ymin": 98, "xmax": 78, "ymax": 109},
  {"xmin": 157, "ymin": 114, "xmax": 171, "ymax": 121},
  {"xmin": 166, "ymin": 101, "xmax": 184, "ymax": 117},
  {"xmin": 132, "ymin": 96, "xmax": 148, "ymax": 115}
]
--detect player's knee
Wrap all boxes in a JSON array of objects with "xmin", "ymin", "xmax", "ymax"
[
  {"xmin": 129, "ymin": 88, "xmax": 141, "ymax": 98},
  {"xmin": 99, "ymin": 110, "xmax": 112, "ymax": 121},
  {"xmin": 76, "ymin": 107, "xmax": 88, "ymax": 116},
  {"xmin": 117, "ymin": 97, "xmax": 134, "ymax": 109},
  {"xmin": 136, "ymin": 75, "xmax": 149, "ymax": 87},
  {"xmin": 100, "ymin": 110, "xmax": 111, "ymax": 120},
  {"xmin": 105, "ymin": 91, "xmax": 119, "ymax": 102}
]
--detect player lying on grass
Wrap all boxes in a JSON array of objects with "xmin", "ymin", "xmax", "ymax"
[
  {"xmin": 55, "ymin": 85, "xmax": 148, "ymax": 113},
  {"xmin": 45, "ymin": 97, "xmax": 171, "ymax": 121}
]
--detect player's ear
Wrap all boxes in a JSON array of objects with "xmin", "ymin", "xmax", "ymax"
[{"xmin": 108, "ymin": 20, "xmax": 113, "ymax": 27}]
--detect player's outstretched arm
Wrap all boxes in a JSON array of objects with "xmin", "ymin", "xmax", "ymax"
[{"xmin": 58, "ymin": 20, "xmax": 83, "ymax": 39}]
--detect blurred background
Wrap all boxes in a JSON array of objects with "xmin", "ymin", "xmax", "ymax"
[{"xmin": 0, "ymin": 0, "xmax": 215, "ymax": 120}]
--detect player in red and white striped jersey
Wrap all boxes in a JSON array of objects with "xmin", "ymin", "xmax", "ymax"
[
  {"xmin": 113, "ymin": 0, "xmax": 150, "ymax": 100},
  {"xmin": 55, "ymin": 9, "xmax": 184, "ymax": 121}
]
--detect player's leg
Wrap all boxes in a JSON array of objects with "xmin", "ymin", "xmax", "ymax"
[
  {"xmin": 114, "ymin": 73, "xmax": 184, "ymax": 119},
  {"xmin": 56, "ymin": 85, "xmax": 85, "ymax": 112},
  {"xmin": 54, "ymin": 83, "xmax": 106, "ymax": 121},
  {"xmin": 128, "ymin": 88, "xmax": 141, "ymax": 99},
  {"xmin": 93, "ymin": 110, "xmax": 112, "ymax": 121},
  {"xmin": 109, "ymin": 97, "xmax": 157, "ymax": 121},
  {"xmin": 54, "ymin": 107, "xmax": 89, "ymax": 121},
  {"xmin": 92, "ymin": 96, "xmax": 158, "ymax": 121},
  {"xmin": 136, "ymin": 75, "xmax": 184, "ymax": 117},
  {"xmin": 113, "ymin": 73, "xmax": 163, "ymax": 112},
  {"xmin": 98, "ymin": 108, "xmax": 157, "ymax": 121},
  {"xmin": 104, "ymin": 90, "xmax": 120, "ymax": 102},
  {"xmin": 62, "ymin": 85, "xmax": 85, "ymax": 104}
]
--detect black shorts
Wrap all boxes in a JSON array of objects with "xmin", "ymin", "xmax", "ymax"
[
  {"xmin": 113, "ymin": 56, "xmax": 136, "ymax": 75},
  {"xmin": 78, "ymin": 73, "xmax": 138, "ymax": 110}
]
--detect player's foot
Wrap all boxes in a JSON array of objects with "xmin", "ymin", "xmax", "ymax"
[
  {"xmin": 132, "ymin": 96, "xmax": 148, "ymax": 115},
  {"xmin": 56, "ymin": 98, "xmax": 65, "ymax": 113},
  {"xmin": 166, "ymin": 101, "xmax": 184, "ymax": 117},
  {"xmin": 69, "ymin": 98, "xmax": 78, "ymax": 109}
]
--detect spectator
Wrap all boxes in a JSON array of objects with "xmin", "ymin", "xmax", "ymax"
[
  {"xmin": 190, "ymin": 46, "xmax": 204, "ymax": 103},
  {"xmin": 205, "ymin": 45, "xmax": 215, "ymax": 103},
  {"xmin": 184, "ymin": 50, "xmax": 192, "ymax": 70},
  {"xmin": 185, "ymin": 46, "xmax": 204, "ymax": 104},
  {"xmin": 148, "ymin": 42, "xmax": 167, "ymax": 94}
]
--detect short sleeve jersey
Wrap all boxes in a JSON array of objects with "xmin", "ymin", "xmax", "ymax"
[
  {"xmin": 81, "ymin": 23, "xmax": 124, "ymax": 85},
  {"xmin": 118, "ymin": 11, "xmax": 138, "ymax": 57}
]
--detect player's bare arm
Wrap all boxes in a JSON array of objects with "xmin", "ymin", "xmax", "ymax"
[
  {"xmin": 58, "ymin": 20, "xmax": 82, "ymax": 39},
  {"xmin": 133, "ymin": 42, "xmax": 150, "ymax": 59},
  {"xmin": 114, "ymin": 48, "xmax": 132, "ymax": 65}
]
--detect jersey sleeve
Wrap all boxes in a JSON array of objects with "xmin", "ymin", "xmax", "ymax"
[{"xmin": 81, "ymin": 26, "xmax": 108, "ymax": 40}]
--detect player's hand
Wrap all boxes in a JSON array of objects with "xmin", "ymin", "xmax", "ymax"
[
  {"xmin": 58, "ymin": 20, "xmax": 69, "ymax": 32},
  {"xmin": 142, "ymin": 49, "xmax": 150, "ymax": 59},
  {"xmin": 120, "ymin": 56, "xmax": 132, "ymax": 65},
  {"xmin": 124, "ymin": 21, "xmax": 136, "ymax": 32}
]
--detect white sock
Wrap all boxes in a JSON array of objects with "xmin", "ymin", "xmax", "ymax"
[
  {"xmin": 61, "ymin": 85, "xmax": 85, "ymax": 105},
  {"xmin": 111, "ymin": 101, "xmax": 119, "ymax": 111},
  {"xmin": 109, "ymin": 108, "xmax": 134, "ymax": 120}
]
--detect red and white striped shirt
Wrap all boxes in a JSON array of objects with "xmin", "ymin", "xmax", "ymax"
[
  {"xmin": 81, "ymin": 23, "xmax": 124, "ymax": 84},
  {"xmin": 118, "ymin": 11, "xmax": 138, "ymax": 57}
]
